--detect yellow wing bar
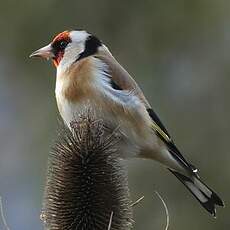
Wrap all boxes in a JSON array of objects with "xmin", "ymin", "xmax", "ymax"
[{"xmin": 151, "ymin": 122, "xmax": 171, "ymax": 142}]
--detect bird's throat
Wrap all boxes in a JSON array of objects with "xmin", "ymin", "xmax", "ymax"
[{"xmin": 53, "ymin": 51, "xmax": 64, "ymax": 67}]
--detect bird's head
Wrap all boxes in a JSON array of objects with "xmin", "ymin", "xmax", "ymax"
[{"xmin": 30, "ymin": 30, "xmax": 102, "ymax": 70}]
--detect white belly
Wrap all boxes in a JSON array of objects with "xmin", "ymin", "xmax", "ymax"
[
  {"xmin": 56, "ymin": 92, "xmax": 160, "ymax": 159},
  {"xmin": 55, "ymin": 65, "xmax": 159, "ymax": 158},
  {"xmin": 54, "ymin": 57, "xmax": 184, "ymax": 172}
]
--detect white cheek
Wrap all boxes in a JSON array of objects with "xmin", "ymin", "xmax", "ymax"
[{"xmin": 58, "ymin": 44, "xmax": 84, "ymax": 73}]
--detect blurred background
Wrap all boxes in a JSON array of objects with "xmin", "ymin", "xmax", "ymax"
[{"xmin": 0, "ymin": 0, "xmax": 229, "ymax": 229}]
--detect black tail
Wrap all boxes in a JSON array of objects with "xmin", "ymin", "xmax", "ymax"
[{"xmin": 169, "ymin": 169, "xmax": 224, "ymax": 217}]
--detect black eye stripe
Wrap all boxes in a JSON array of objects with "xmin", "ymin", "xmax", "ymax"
[
  {"xmin": 59, "ymin": 41, "xmax": 68, "ymax": 49},
  {"xmin": 52, "ymin": 40, "xmax": 68, "ymax": 50},
  {"xmin": 52, "ymin": 39, "xmax": 70, "ymax": 56}
]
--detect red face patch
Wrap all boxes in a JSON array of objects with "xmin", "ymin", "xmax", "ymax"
[
  {"xmin": 51, "ymin": 31, "xmax": 71, "ymax": 67},
  {"xmin": 52, "ymin": 31, "xmax": 70, "ymax": 43}
]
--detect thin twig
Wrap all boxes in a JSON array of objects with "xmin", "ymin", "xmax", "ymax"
[
  {"xmin": 131, "ymin": 196, "xmax": 145, "ymax": 207},
  {"xmin": 107, "ymin": 211, "xmax": 114, "ymax": 230},
  {"xmin": 0, "ymin": 197, "xmax": 10, "ymax": 230},
  {"xmin": 154, "ymin": 191, "xmax": 169, "ymax": 230}
]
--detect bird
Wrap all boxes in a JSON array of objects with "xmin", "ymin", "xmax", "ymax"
[{"xmin": 30, "ymin": 30, "xmax": 224, "ymax": 217}]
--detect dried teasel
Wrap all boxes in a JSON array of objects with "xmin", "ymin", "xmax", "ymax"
[{"xmin": 42, "ymin": 113, "xmax": 133, "ymax": 230}]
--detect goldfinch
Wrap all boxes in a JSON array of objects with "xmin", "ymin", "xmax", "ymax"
[{"xmin": 30, "ymin": 30, "xmax": 224, "ymax": 216}]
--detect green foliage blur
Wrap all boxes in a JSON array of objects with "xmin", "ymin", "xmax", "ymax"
[{"xmin": 0, "ymin": 0, "xmax": 229, "ymax": 229}]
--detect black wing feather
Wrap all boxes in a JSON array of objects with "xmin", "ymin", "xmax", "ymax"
[
  {"xmin": 147, "ymin": 108, "xmax": 196, "ymax": 173},
  {"xmin": 106, "ymin": 77, "xmax": 195, "ymax": 173},
  {"xmin": 110, "ymin": 79, "xmax": 122, "ymax": 90},
  {"xmin": 146, "ymin": 108, "xmax": 170, "ymax": 137}
]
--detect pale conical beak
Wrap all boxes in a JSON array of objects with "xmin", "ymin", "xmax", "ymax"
[{"xmin": 29, "ymin": 44, "xmax": 54, "ymax": 59}]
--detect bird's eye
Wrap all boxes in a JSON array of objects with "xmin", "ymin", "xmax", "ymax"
[{"xmin": 59, "ymin": 40, "xmax": 68, "ymax": 49}]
